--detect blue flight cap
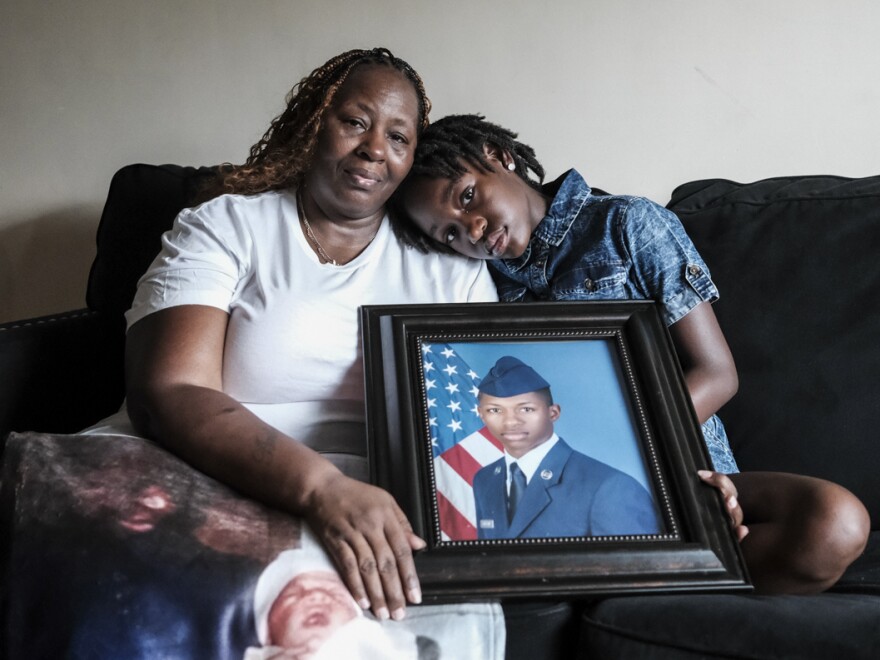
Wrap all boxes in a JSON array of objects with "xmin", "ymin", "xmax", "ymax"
[{"xmin": 478, "ymin": 356, "xmax": 551, "ymax": 397}]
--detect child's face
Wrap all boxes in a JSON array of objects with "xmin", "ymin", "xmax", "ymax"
[
  {"xmin": 402, "ymin": 151, "xmax": 547, "ymax": 260},
  {"xmin": 477, "ymin": 391, "xmax": 560, "ymax": 458}
]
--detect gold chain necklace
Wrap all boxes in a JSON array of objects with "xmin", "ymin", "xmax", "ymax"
[
  {"xmin": 297, "ymin": 190, "xmax": 381, "ymax": 266},
  {"xmin": 298, "ymin": 190, "xmax": 338, "ymax": 266}
]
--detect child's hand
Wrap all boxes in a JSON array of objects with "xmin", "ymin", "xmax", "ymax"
[{"xmin": 698, "ymin": 470, "xmax": 749, "ymax": 542}]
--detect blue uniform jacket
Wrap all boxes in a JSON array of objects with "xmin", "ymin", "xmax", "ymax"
[{"xmin": 473, "ymin": 439, "xmax": 662, "ymax": 539}]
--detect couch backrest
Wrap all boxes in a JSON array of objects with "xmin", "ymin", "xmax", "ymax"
[
  {"xmin": 669, "ymin": 175, "xmax": 880, "ymax": 526},
  {"xmin": 87, "ymin": 163, "xmax": 217, "ymax": 329}
]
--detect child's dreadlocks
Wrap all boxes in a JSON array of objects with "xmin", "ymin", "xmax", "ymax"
[{"xmin": 409, "ymin": 114, "xmax": 545, "ymax": 185}]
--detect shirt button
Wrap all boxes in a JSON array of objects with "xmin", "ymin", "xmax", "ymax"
[
  {"xmin": 688, "ymin": 264, "xmax": 702, "ymax": 276},
  {"xmin": 584, "ymin": 278, "xmax": 598, "ymax": 292}
]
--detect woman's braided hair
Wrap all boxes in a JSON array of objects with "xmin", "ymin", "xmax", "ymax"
[
  {"xmin": 205, "ymin": 47, "xmax": 431, "ymax": 199},
  {"xmin": 391, "ymin": 114, "xmax": 546, "ymax": 253}
]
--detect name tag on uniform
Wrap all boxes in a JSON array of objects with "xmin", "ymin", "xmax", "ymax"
[{"xmin": 479, "ymin": 519, "xmax": 495, "ymax": 529}]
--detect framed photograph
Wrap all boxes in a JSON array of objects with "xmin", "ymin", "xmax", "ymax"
[{"xmin": 361, "ymin": 301, "xmax": 750, "ymax": 600}]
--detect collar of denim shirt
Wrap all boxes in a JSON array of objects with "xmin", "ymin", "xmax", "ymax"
[{"xmin": 499, "ymin": 168, "xmax": 592, "ymax": 272}]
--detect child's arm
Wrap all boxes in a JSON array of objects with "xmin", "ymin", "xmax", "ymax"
[
  {"xmin": 669, "ymin": 302, "xmax": 748, "ymax": 540},
  {"xmin": 667, "ymin": 301, "xmax": 738, "ymax": 424}
]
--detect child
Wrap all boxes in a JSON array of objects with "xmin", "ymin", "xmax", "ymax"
[{"xmin": 395, "ymin": 114, "xmax": 870, "ymax": 594}]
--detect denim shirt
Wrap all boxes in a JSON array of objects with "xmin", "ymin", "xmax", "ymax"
[
  {"xmin": 490, "ymin": 169, "xmax": 718, "ymax": 326},
  {"xmin": 489, "ymin": 170, "xmax": 738, "ymax": 473}
]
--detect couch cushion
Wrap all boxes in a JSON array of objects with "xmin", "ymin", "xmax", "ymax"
[
  {"xmin": 86, "ymin": 163, "xmax": 217, "ymax": 328},
  {"xmin": 576, "ymin": 535, "xmax": 880, "ymax": 659},
  {"xmin": 580, "ymin": 590, "xmax": 880, "ymax": 659},
  {"xmin": 669, "ymin": 176, "xmax": 880, "ymax": 526}
]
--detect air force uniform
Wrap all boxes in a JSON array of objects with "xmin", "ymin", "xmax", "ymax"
[{"xmin": 472, "ymin": 356, "xmax": 662, "ymax": 540}]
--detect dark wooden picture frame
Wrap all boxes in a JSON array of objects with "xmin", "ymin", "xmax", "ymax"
[{"xmin": 361, "ymin": 301, "xmax": 750, "ymax": 600}]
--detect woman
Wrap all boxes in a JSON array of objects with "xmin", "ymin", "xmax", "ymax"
[{"xmin": 120, "ymin": 50, "xmax": 499, "ymax": 627}]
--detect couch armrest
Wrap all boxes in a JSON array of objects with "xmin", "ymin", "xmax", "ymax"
[{"xmin": 0, "ymin": 309, "xmax": 125, "ymax": 445}]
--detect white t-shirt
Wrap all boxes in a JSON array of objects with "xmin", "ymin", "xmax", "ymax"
[{"xmin": 118, "ymin": 189, "xmax": 498, "ymax": 477}]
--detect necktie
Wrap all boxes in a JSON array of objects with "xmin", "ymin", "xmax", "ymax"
[{"xmin": 507, "ymin": 462, "xmax": 527, "ymax": 523}]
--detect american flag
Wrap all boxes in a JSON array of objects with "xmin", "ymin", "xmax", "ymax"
[{"xmin": 421, "ymin": 343, "xmax": 504, "ymax": 541}]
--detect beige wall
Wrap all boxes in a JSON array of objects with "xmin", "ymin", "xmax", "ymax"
[{"xmin": 2, "ymin": 0, "xmax": 878, "ymax": 322}]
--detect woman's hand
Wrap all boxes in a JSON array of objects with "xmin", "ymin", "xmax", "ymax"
[
  {"xmin": 699, "ymin": 470, "xmax": 749, "ymax": 542},
  {"xmin": 306, "ymin": 473, "xmax": 424, "ymax": 621}
]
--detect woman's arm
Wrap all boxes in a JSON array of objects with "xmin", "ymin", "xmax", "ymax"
[
  {"xmin": 667, "ymin": 301, "xmax": 738, "ymax": 424},
  {"xmin": 125, "ymin": 305, "xmax": 423, "ymax": 620}
]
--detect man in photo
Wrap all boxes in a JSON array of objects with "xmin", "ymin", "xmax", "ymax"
[{"xmin": 473, "ymin": 356, "xmax": 663, "ymax": 539}]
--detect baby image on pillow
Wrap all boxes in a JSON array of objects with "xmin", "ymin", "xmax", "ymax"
[{"xmin": 245, "ymin": 528, "xmax": 439, "ymax": 660}]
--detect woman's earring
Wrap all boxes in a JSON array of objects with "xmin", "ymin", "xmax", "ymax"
[{"xmin": 507, "ymin": 162, "xmax": 516, "ymax": 171}]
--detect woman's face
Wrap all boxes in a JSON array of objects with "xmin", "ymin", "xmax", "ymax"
[
  {"xmin": 303, "ymin": 64, "xmax": 420, "ymax": 223},
  {"xmin": 402, "ymin": 148, "xmax": 547, "ymax": 260}
]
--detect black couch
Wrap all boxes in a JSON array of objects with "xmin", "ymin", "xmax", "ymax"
[
  {"xmin": 2, "ymin": 165, "xmax": 879, "ymax": 658},
  {"xmin": 578, "ymin": 175, "xmax": 880, "ymax": 658}
]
